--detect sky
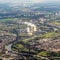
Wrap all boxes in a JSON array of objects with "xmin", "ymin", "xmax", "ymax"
[{"xmin": 0, "ymin": 0, "xmax": 60, "ymax": 3}]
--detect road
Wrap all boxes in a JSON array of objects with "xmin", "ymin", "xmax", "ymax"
[{"xmin": 5, "ymin": 44, "xmax": 13, "ymax": 51}]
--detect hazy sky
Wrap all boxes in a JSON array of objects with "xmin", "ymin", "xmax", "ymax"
[{"xmin": 0, "ymin": 0, "xmax": 60, "ymax": 3}]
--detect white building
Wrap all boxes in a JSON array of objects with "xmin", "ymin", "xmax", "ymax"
[{"xmin": 17, "ymin": 21, "xmax": 37, "ymax": 36}]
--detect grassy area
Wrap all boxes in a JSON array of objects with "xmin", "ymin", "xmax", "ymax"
[
  {"xmin": 12, "ymin": 43, "xmax": 29, "ymax": 52},
  {"xmin": 37, "ymin": 51, "xmax": 50, "ymax": 57},
  {"xmin": 22, "ymin": 35, "xmax": 39, "ymax": 43},
  {"xmin": 41, "ymin": 32, "xmax": 60, "ymax": 38},
  {"xmin": 0, "ymin": 18, "xmax": 14, "ymax": 23},
  {"xmin": 52, "ymin": 21, "xmax": 60, "ymax": 26}
]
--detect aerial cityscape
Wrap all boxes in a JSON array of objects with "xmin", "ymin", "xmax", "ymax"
[{"xmin": 0, "ymin": 0, "xmax": 60, "ymax": 60}]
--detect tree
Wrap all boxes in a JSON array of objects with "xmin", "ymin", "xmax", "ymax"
[{"xmin": 38, "ymin": 51, "xmax": 50, "ymax": 57}]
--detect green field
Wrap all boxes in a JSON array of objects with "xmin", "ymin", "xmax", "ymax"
[{"xmin": 52, "ymin": 20, "xmax": 60, "ymax": 26}]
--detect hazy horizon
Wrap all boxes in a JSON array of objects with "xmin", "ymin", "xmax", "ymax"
[{"xmin": 0, "ymin": 0, "xmax": 60, "ymax": 3}]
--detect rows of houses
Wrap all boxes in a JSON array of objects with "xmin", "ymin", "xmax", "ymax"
[{"xmin": 30, "ymin": 38, "xmax": 60, "ymax": 52}]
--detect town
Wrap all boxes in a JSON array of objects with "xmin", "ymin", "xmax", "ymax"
[{"xmin": 0, "ymin": 1, "xmax": 60, "ymax": 60}]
